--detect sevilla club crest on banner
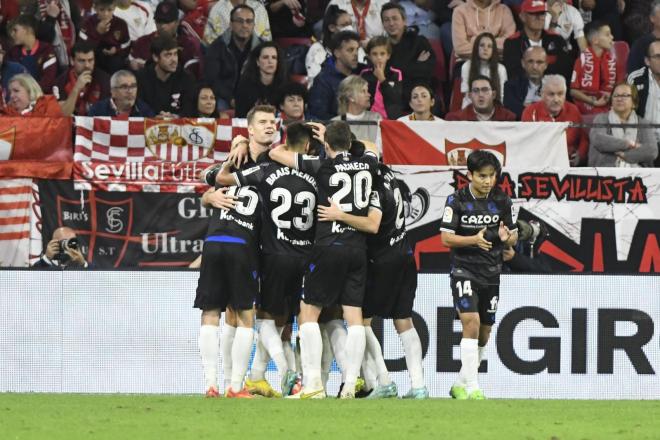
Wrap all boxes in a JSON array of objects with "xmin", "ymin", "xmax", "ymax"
[
  {"xmin": 144, "ymin": 118, "xmax": 217, "ymax": 162},
  {"xmin": 445, "ymin": 138, "xmax": 507, "ymax": 166}
]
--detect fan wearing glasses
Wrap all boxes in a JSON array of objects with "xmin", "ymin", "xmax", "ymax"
[
  {"xmin": 88, "ymin": 69, "xmax": 156, "ymax": 116},
  {"xmin": 446, "ymin": 76, "xmax": 516, "ymax": 121}
]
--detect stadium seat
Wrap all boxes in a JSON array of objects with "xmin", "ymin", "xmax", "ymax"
[
  {"xmin": 449, "ymin": 76, "xmax": 463, "ymax": 113},
  {"xmin": 428, "ymin": 39, "xmax": 447, "ymax": 83},
  {"xmin": 275, "ymin": 37, "xmax": 312, "ymax": 48},
  {"xmin": 612, "ymin": 41, "xmax": 630, "ymax": 82},
  {"xmin": 289, "ymin": 74, "xmax": 309, "ymax": 87}
]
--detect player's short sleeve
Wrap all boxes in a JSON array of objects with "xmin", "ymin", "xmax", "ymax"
[
  {"xmin": 501, "ymin": 197, "xmax": 517, "ymax": 232},
  {"xmin": 234, "ymin": 164, "xmax": 265, "ymax": 187},
  {"xmin": 368, "ymin": 190, "xmax": 382, "ymax": 211},
  {"xmin": 296, "ymin": 154, "xmax": 322, "ymax": 174},
  {"xmin": 440, "ymin": 193, "xmax": 461, "ymax": 234}
]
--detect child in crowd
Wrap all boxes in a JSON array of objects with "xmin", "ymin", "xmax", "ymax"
[
  {"xmin": 569, "ymin": 21, "xmax": 616, "ymax": 114},
  {"xmin": 360, "ymin": 36, "xmax": 403, "ymax": 119},
  {"xmin": 460, "ymin": 32, "xmax": 507, "ymax": 109},
  {"xmin": 7, "ymin": 15, "xmax": 57, "ymax": 91},
  {"xmin": 79, "ymin": 0, "xmax": 131, "ymax": 74}
]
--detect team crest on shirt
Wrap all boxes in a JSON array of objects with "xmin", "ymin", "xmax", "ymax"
[
  {"xmin": 445, "ymin": 138, "xmax": 506, "ymax": 166},
  {"xmin": 114, "ymin": 30, "xmax": 122, "ymax": 41}
]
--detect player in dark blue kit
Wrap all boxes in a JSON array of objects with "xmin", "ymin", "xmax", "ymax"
[
  {"xmin": 214, "ymin": 122, "xmax": 317, "ymax": 397},
  {"xmin": 319, "ymin": 158, "xmax": 429, "ymax": 400},
  {"xmin": 269, "ymin": 121, "xmax": 379, "ymax": 399},
  {"xmin": 195, "ymin": 105, "xmax": 277, "ymax": 399},
  {"xmin": 440, "ymin": 150, "xmax": 518, "ymax": 400}
]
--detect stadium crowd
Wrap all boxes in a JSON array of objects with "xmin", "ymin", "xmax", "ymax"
[{"xmin": 0, "ymin": 0, "xmax": 658, "ymax": 165}]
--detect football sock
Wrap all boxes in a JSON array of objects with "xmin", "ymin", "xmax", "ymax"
[
  {"xmin": 459, "ymin": 338, "xmax": 479, "ymax": 392},
  {"xmin": 249, "ymin": 339, "xmax": 268, "ymax": 381},
  {"xmin": 478, "ymin": 345, "xmax": 486, "ymax": 365},
  {"xmin": 198, "ymin": 325, "xmax": 219, "ymax": 389},
  {"xmin": 259, "ymin": 319, "xmax": 288, "ymax": 375},
  {"xmin": 283, "ymin": 338, "xmax": 296, "ymax": 372},
  {"xmin": 221, "ymin": 325, "xmax": 236, "ymax": 391},
  {"xmin": 365, "ymin": 326, "xmax": 392, "ymax": 386},
  {"xmin": 362, "ymin": 353, "xmax": 378, "ymax": 391},
  {"xmin": 231, "ymin": 327, "xmax": 255, "ymax": 391},
  {"xmin": 299, "ymin": 322, "xmax": 323, "ymax": 389},
  {"xmin": 319, "ymin": 324, "xmax": 334, "ymax": 387},
  {"xmin": 344, "ymin": 325, "xmax": 366, "ymax": 393},
  {"xmin": 399, "ymin": 328, "xmax": 425, "ymax": 389},
  {"xmin": 325, "ymin": 319, "xmax": 348, "ymax": 382}
]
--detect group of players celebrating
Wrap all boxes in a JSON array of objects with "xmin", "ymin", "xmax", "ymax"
[{"xmin": 194, "ymin": 104, "xmax": 517, "ymax": 400}]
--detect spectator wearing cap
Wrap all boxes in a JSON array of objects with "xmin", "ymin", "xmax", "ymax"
[
  {"xmin": 203, "ymin": 4, "xmax": 263, "ymax": 111},
  {"xmin": 446, "ymin": 75, "xmax": 516, "ymax": 121},
  {"xmin": 136, "ymin": 34, "xmax": 196, "ymax": 117},
  {"xmin": 130, "ymin": 0, "xmax": 203, "ymax": 79},
  {"xmin": 0, "ymin": 41, "xmax": 28, "ymax": 104},
  {"xmin": 503, "ymin": 0, "xmax": 574, "ymax": 84},
  {"xmin": 522, "ymin": 74, "xmax": 588, "ymax": 166},
  {"xmin": 451, "ymin": 0, "xmax": 516, "ymax": 61},
  {"xmin": 79, "ymin": 0, "xmax": 131, "ymax": 74},
  {"xmin": 52, "ymin": 40, "xmax": 111, "ymax": 115},
  {"xmin": 204, "ymin": 0, "xmax": 271, "ymax": 45},
  {"xmin": 277, "ymin": 81, "xmax": 312, "ymax": 124},
  {"xmin": 88, "ymin": 69, "xmax": 156, "ymax": 116},
  {"xmin": 503, "ymin": 46, "xmax": 547, "ymax": 120},
  {"xmin": 7, "ymin": 14, "xmax": 58, "ymax": 91}
]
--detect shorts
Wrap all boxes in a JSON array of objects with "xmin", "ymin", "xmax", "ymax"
[
  {"xmin": 450, "ymin": 275, "xmax": 499, "ymax": 325},
  {"xmin": 194, "ymin": 241, "xmax": 259, "ymax": 311},
  {"xmin": 363, "ymin": 251, "xmax": 417, "ymax": 319},
  {"xmin": 259, "ymin": 253, "xmax": 306, "ymax": 317},
  {"xmin": 302, "ymin": 244, "xmax": 367, "ymax": 308}
]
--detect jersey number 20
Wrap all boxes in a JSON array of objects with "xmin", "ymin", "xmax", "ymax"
[{"xmin": 329, "ymin": 170, "xmax": 372, "ymax": 212}]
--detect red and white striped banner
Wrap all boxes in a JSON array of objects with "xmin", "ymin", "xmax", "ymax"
[
  {"xmin": 0, "ymin": 178, "xmax": 36, "ymax": 267},
  {"xmin": 73, "ymin": 117, "xmax": 273, "ymax": 192}
]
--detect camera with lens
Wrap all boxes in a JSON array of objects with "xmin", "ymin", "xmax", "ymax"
[
  {"xmin": 54, "ymin": 237, "xmax": 79, "ymax": 262},
  {"xmin": 514, "ymin": 219, "xmax": 547, "ymax": 258}
]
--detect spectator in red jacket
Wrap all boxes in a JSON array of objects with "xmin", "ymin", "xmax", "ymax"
[
  {"xmin": 522, "ymin": 74, "xmax": 589, "ymax": 165},
  {"xmin": 79, "ymin": 0, "xmax": 131, "ymax": 74},
  {"xmin": 7, "ymin": 14, "xmax": 57, "ymax": 91},
  {"xmin": 569, "ymin": 21, "xmax": 616, "ymax": 115},
  {"xmin": 2, "ymin": 72, "xmax": 62, "ymax": 116},
  {"xmin": 446, "ymin": 75, "xmax": 516, "ymax": 121}
]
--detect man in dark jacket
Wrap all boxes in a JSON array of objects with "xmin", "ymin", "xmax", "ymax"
[
  {"xmin": 136, "ymin": 34, "xmax": 196, "ymax": 117},
  {"xmin": 308, "ymin": 30, "xmax": 361, "ymax": 120},
  {"xmin": 381, "ymin": 2, "xmax": 435, "ymax": 108},
  {"xmin": 88, "ymin": 69, "xmax": 155, "ymax": 116},
  {"xmin": 503, "ymin": 0, "xmax": 573, "ymax": 84},
  {"xmin": 203, "ymin": 4, "xmax": 262, "ymax": 111},
  {"xmin": 503, "ymin": 46, "xmax": 547, "ymax": 119}
]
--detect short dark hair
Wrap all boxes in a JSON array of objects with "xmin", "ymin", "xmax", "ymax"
[
  {"xmin": 277, "ymin": 81, "xmax": 308, "ymax": 106},
  {"xmin": 93, "ymin": 0, "xmax": 115, "ymax": 7},
  {"xmin": 285, "ymin": 122, "xmax": 312, "ymax": 149},
  {"xmin": 230, "ymin": 4, "xmax": 255, "ymax": 21},
  {"xmin": 10, "ymin": 15, "xmax": 38, "ymax": 32},
  {"xmin": 646, "ymin": 38, "xmax": 660, "ymax": 57},
  {"xmin": 366, "ymin": 35, "xmax": 391, "ymax": 55},
  {"xmin": 467, "ymin": 150, "xmax": 501, "ymax": 175},
  {"xmin": 325, "ymin": 121, "xmax": 352, "ymax": 151},
  {"xmin": 585, "ymin": 20, "xmax": 608, "ymax": 42},
  {"xmin": 246, "ymin": 104, "xmax": 277, "ymax": 125},
  {"xmin": 380, "ymin": 2, "xmax": 406, "ymax": 20},
  {"xmin": 469, "ymin": 75, "xmax": 495, "ymax": 91},
  {"xmin": 71, "ymin": 40, "xmax": 96, "ymax": 57},
  {"xmin": 150, "ymin": 34, "xmax": 179, "ymax": 57},
  {"xmin": 329, "ymin": 30, "xmax": 360, "ymax": 53}
]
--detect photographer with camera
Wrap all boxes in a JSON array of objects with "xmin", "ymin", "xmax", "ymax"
[{"xmin": 33, "ymin": 227, "xmax": 88, "ymax": 268}]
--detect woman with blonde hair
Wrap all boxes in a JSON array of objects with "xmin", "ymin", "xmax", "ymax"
[
  {"xmin": 588, "ymin": 82, "xmax": 658, "ymax": 167},
  {"xmin": 2, "ymin": 73, "xmax": 62, "ymax": 116},
  {"xmin": 333, "ymin": 74, "xmax": 381, "ymax": 145}
]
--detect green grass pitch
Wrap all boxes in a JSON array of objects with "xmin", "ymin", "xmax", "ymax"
[{"xmin": 1, "ymin": 394, "xmax": 659, "ymax": 440}]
